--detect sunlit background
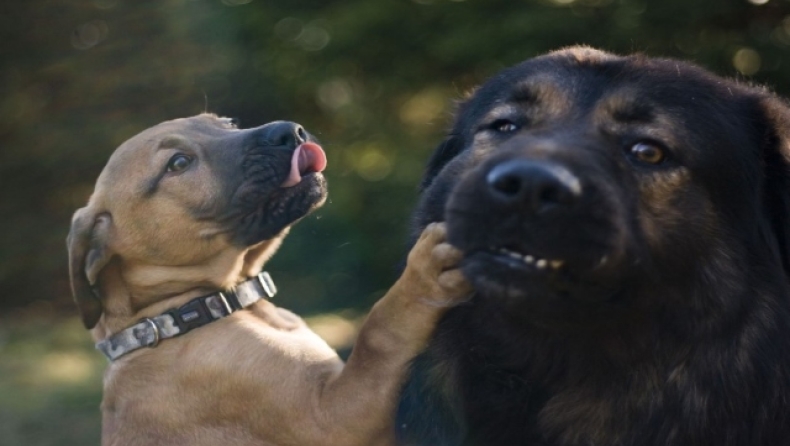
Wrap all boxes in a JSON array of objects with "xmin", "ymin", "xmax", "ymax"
[{"xmin": 2, "ymin": 0, "xmax": 790, "ymax": 444}]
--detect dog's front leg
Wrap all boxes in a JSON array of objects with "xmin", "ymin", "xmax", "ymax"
[{"xmin": 309, "ymin": 222, "xmax": 471, "ymax": 445}]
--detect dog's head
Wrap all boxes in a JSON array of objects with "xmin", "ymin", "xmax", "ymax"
[
  {"xmin": 67, "ymin": 114, "xmax": 327, "ymax": 329},
  {"xmin": 415, "ymin": 47, "xmax": 790, "ymax": 332}
]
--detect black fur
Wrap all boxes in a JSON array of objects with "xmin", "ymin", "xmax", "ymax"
[
  {"xmin": 212, "ymin": 120, "xmax": 327, "ymax": 246},
  {"xmin": 396, "ymin": 47, "xmax": 790, "ymax": 446}
]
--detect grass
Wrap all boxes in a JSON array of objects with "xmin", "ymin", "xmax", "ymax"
[{"xmin": 0, "ymin": 314, "xmax": 103, "ymax": 446}]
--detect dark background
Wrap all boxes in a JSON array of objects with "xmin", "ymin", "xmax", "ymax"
[{"xmin": 2, "ymin": 0, "xmax": 790, "ymax": 444}]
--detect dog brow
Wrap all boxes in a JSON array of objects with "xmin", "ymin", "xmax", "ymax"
[
  {"xmin": 509, "ymin": 84, "xmax": 539, "ymax": 104},
  {"xmin": 611, "ymin": 103, "xmax": 654, "ymax": 123},
  {"xmin": 159, "ymin": 136, "xmax": 186, "ymax": 149},
  {"xmin": 602, "ymin": 95, "xmax": 655, "ymax": 123},
  {"xmin": 508, "ymin": 80, "xmax": 570, "ymax": 119}
]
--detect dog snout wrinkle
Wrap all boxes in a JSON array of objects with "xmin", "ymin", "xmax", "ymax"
[
  {"xmin": 255, "ymin": 121, "xmax": 307, "ymax": 148},
  {"xmin": 486, "ymin": 160, "xmax": 581, "ymax": 213}
]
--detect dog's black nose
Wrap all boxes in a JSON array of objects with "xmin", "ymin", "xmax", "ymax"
[
  {"xmin": 486, "ymin": 160, "xmax": 581, "ymax": 212},
  {"xmin": 256, "ymin": 121, "xmax": 308, "ymax": 147}
]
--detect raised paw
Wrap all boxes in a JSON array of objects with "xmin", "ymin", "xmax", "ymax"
[{"xmin": 405, "ymin": 223, "xmax": 472, "ymax": 307}]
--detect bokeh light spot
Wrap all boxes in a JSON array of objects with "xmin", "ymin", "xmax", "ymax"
[
  {"xmin": 746, "ymin": 0, "xmax": 769, "ymax": 5},
  {"xmin": 305, "ymin": 313, "xmax": 361, "ymax": 350},
  {"xmin": 399, "ymin": 88, "xmax": 448, "ymax": 128},
  {"xmin": 34, "ymin": 352, "xmax": 95, "ymax": 385},
  {"xmin": 275, "ymin": 17, "xmax": 303, "ymax": 41},
  {"xmin": 317, "ymin": 79, "xmax": 353, "ymax": 110},
  {"xmin": 350, "ymin": 146, "xmax": 393, "ymax": 181},
  {"xmin": 732, "ymin": 47, "xmax": 761, "ymax": 75},
  {"xmin": 673, "ymin": 32, "xmax": 701, "ymax": 54},
  {"xmin": 296, "ymin": 23, "xmax": 331, "ymax": 51},
  {"xmin": 220, "ymin": 0, "xmax": 253, "ymax": 6},
  {"xmin": 70, "ymin": 20, "xmax": 108, "ymax": 50}
]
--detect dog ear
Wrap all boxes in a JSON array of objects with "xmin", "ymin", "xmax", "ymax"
[
  {"xmin": 758, "ymin": 95, "xmax": 790, "ymax": 278},
  {"xmin": 67, "ymin": 207, "xmax": 114, "ymax": 329},
  {"xmin": 420, "ymin": 135, "xmax": 464, "ymax": 191}
]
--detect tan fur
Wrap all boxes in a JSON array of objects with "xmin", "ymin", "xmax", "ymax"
[
  {"xmin": 69, "ymin": 114, "xmax": 471, "ymax": 446},
  {"xmin": 552, "ymin": 45, "xmax": 620, "ymax": 65}
]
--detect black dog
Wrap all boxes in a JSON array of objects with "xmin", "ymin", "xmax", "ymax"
[{"xmin": 396, "ymin": 47, "xmax": 790, "ymax": 446}]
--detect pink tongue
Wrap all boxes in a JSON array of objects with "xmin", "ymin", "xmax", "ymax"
[{"xmin": 280, "ymin": 142, "xmax": 327, "ymax": 187}]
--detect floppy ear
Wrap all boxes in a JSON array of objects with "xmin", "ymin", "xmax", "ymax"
[
  {"xmin": 758, "ymin": 95, "xmax": 790, "ymax": 278},
  {"xmin": 420, "ymin": 134, "xmax": 464, "ymax": 191},
  {"xmin": 67, "ymin": 207, "xmax": 114, "ymax": 329}
]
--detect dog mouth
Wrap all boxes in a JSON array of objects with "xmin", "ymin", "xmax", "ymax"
[
  {"xmin": 458, "ymin": 239, "xmax": 620, "ymax": 305},
  {"xmin": 479, "ymin": 246, "xmax": 613, "ymax": 276},
  {"xmin": 280, "ymin": 142, "xmax": 327, "ymax": 188},
  {"xmin": 227, "ymin": 139, "xmax": 328, "ymax": 246},
  {"xmin": 462, "ymin": 247, "xmax": 576, "ymax": 290},
  {"xmin": 264, "ymin": 140, "xmax": 328, "ymax": 223},
  {"xmin": 458, "ymin": 244, "xmax": 625, "ymax": 330},
  {"xmin": 486, "ymin": 246, "xmax": 568, "ymax": 273}
]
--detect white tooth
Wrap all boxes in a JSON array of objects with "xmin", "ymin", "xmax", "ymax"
[
  {"xmin": 536, "ymin": 259, "xmax": 547, "ymax": 269},
  {"xmin": 550, "ymin": 260, "xmax": 564, "ymax": 269},
  {"xmin": 525, "ymin": 255, "xmax": 534, "ymax": 264},
  {"xmin": 508, "ymin": 252, "xmax": 521, "ymax": 259}
]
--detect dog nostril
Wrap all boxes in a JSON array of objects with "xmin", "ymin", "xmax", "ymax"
[
  {"xmin": 489, "ymin": 171, "xmax": 523, "ymax": 197},
  {"xmin": 255, "ymin": 121, "xmax": 309, "ymax": 147},
  {"xmin": 295, "ymin": 126, "xmax": 307, "ymax": 144},
  {"xmin": 535, "ymin": 179, "xmax": 570, "ymax": 209}
]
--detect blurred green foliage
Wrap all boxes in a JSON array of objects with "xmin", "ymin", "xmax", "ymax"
[{"xmin": 2, "ymin": 0, "xmax": 790, "ymax": 444}]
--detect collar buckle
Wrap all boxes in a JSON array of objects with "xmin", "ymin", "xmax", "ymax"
[
  {"xmin": 216, "ymin": 292, "xmax": 234, "ymax": 315},
  {"xmin": 137, "ymin": 317, "xmax": 161, "ymax": 348},
  {"xmin": 257, "ymin": 272, "xmax": 277, "ymax": 298},
  {"xmin": 168, "ymin": 296, "xmax": 214, "ymax": 334}
]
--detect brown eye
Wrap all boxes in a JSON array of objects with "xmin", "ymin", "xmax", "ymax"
[
  {"xmin": 166, "ymin": 154, "xmax": 192, "ymax": 172},
  {"xmin": 629, "ymin": 142, "xmax": 665, "ymax": 165}
]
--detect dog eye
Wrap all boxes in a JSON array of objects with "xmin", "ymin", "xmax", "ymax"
[
  {"xmin": 491, "ymin": 119, "xmax": 519, "ymax": 133},
  {"xmin": 628, "ymin": 142, "xmax": 666, "ymax": 165},
  {"xmin": 166, "ymin": 154, "xmax": 192, "ymax": 172}
]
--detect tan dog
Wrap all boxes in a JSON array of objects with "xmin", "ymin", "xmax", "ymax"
[{"xmin": 67, "ymin": 114, "xmax": 470, "ymax": 446}]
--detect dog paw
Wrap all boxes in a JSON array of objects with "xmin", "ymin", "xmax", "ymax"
[{"xmin": 405, "ymin": 222, "xmax": 472, "ymax": 307}]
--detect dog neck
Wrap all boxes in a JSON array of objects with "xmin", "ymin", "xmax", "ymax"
[
  {"xmin": 95, "ymin": 271, "xmax": 277, "ymax": 361},
  {"xmin": 91, "ymin": 237, "xmax": 284, "ymax": 342}
]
